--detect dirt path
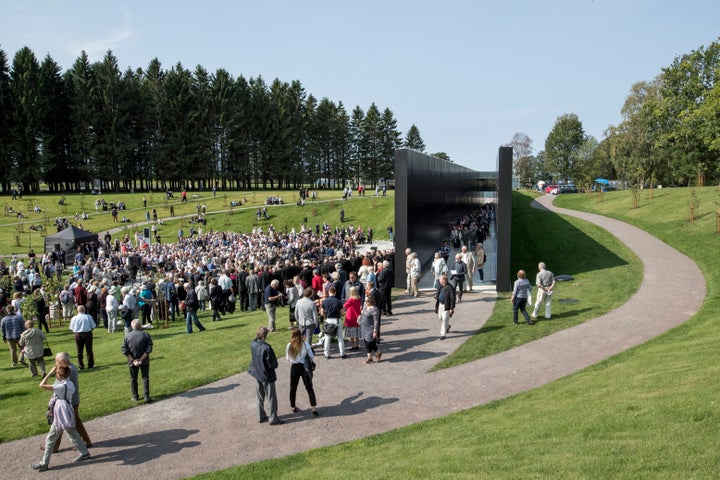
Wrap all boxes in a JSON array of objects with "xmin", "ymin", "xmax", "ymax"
[{"xmin": 0, "ymin": 195, "xmax": 705, "ymax": 479}]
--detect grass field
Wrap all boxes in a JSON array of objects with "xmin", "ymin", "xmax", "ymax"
[
  {"xmin": 191, "ymin": 187, "xmax": 720, "ymax": 479},
  {"xmin": 0, "ymin": 189, "xmax": 395, "ymax": 256}
]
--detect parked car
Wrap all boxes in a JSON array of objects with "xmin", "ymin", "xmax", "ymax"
[
  {"xmin": 544, "ymin": 184, "xmax": 559, "ymax": 194},
  {"xmin": 557, "ymin": 185, "xmax": 578, "ymax": 194}
]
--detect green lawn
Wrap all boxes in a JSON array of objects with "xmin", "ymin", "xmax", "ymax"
[
  {"xmin": 192, "ymin": 187, "xmax": 720, "ymax": 480},
  {"xmin": 0, "ymin": 189, "xmax": 395, "ymax": 256}
]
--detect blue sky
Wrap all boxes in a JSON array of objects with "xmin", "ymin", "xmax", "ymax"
[{"xmin": 1, "ymin": 1, "xmax": 719, "ymax": 172}]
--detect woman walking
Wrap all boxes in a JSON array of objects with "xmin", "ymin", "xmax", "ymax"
[
  {"xmin": 343, "ymin": 286, "xmax": 362, "ymax": 351},
  {"xmin": 31, "ymin": 364, "xmax": 91, "ymax": 471},
  {"xmin": 359, "ymin": 295, "xmax": 381, "ymax": 364},
  {"xmin": 510, "ymin": 269, "xmax": 534, "ymax": 326},
  {"xmin": 285, "ymin": 328, "xmax": 319, "ymax": 416}
]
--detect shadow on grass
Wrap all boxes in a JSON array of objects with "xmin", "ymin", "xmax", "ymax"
[{"xmin": 513, "ymin": 191, "xmax": 629, "ymax": 278}]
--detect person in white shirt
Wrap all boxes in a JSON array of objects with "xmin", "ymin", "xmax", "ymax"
[{"xmin": 68, "ymin": 306, "xmax": 97, "ymax": 369}]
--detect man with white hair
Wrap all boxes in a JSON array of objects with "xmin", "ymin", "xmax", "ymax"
[
  {"xmin": 121, "ymin": 319, "xmax": 153, "ymax": 403},
  {"xmin": 532, "ymin": 262, "xmax": 556, "ymax": 320},
  {"xmin": 263, "ymin": 279, "xmax": 284, "ymax": 332}
]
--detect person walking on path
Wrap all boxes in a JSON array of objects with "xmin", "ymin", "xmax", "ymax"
[
  {"xmin": 69, "ymin": 305, "xmax": 96, "ymax": 369},
  {"xmin": 121, "ymin": 319, "xmax": 153, "ymax": 403},
  {"xmin": 461, "ymin": 245, "xmax": 477, "ymax": 292},
  {"xmin": 532, "ymin": 262, "xmax": 556, "ymax": 320},
  {"xmin": 248, "ymin": 326, "xmax": 283, "ymax": 425},
  {"xmin": 51, "ymin": 352, "xmax": 92, "ymax": 453},
  {"xmin": 285, "ymin": 328, "xmax": 319, "ymax": 417},
  {"xmin": 31, "ymin": 364, "xmax": 91, "ymax": 472},
  {"xmin": 434, "ymin": 275, "xmax": 456, "ymax": 340},
  {"xmin": 359, "ymin": 296, "xmax": 381, "ymax": 364},
  {"xmin": 511, "ymin": 270, "xmax": 534, "ymax": 326},
  {"xmin": 449, "ymin": 253, "xmax": 467, "ymax": 302}
]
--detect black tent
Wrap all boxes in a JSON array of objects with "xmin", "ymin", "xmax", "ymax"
[{"xmin": 44, "ymin": 226, "xmax": 99, "ymax": 264}]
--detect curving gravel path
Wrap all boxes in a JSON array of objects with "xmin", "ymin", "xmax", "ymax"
[{"xmin": 0, "ymin": 195, "xmax": 705, "ymax": 479}]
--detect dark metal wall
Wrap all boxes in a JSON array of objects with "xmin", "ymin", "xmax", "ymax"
[
  {"xmin": 394, "ymin": 148, "xmax": 497, "ymax": 289},
  {"xmin": 495, "ymin": 146, "xmax": 513, "ymax": 292}
]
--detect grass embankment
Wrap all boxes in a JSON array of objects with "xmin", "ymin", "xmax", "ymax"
[
  {"xmin": 193, "ymin": 187, "xmax": 719, "ymax": 479},
  {"xmin": 0, "ymin": 190, "xmax": 394, "ymax": 442}
]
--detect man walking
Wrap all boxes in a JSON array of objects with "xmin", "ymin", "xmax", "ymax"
[
  {"xmin": 248, "ymin": 326, "xmax": 283, "ymax": 425},
  {"xmin": 69, "ymin": 305, "xmax": 96, "ymax": 369},
  {"xmin": 434, "ymin": 275, "xmax": 456, "ymax": 340},
  {"xmin": 532, "ymin": 262, "xmax": 556, "ymax": 320},
  {"xmin": 121, "ymin": 319, "xmax": 153, "ymax": 403}
]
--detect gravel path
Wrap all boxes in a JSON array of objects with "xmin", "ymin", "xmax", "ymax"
[{"xmin": 0, "ymin": 194, "xmax": 705, "ymax": 479}]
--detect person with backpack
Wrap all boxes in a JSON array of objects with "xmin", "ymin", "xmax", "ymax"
[{"xmin": 59, "ymin": 286, "xmax": 74, "ymax": 324}]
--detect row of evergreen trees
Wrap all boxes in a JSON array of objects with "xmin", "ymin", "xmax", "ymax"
[{"xmin": 0, "ymin": 47, "xmax": 427, "ymax": 194}]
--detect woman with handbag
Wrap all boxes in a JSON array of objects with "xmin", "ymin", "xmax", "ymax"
[
  {"xmin": 31, "ymin": 364, "xmax": 91, "ymax": 471},
  {"xmin": 285, "ymin": 328, "xmax": 319, "ymax": 417}
]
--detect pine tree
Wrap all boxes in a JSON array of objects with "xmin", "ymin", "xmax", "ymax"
[{"xmin": 404, "ymin": 124, "xmax": 425, "ymax": 152}]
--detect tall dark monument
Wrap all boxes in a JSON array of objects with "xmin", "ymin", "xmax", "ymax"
[{"xmin": 393, "ymin": 148, "xmax": 505, "ymax": 290}]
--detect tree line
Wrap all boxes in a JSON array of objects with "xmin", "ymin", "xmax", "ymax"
[
  {"xmin": 0, "ymin": 47, "xmax": 430, "ymax": 194},
  {"xmin": 508, "ymin": 37, "xmax": 720, "ymax": 190}
]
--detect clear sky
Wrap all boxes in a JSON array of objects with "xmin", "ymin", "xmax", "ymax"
[{"xmin": 1, "ymin": 0, "xmax": 719, "ymax": 172}]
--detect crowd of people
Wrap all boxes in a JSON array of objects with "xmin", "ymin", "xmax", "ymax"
[{"xmin": 1, "ymin": 195, "xmax": 561, "ymax": 474}]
